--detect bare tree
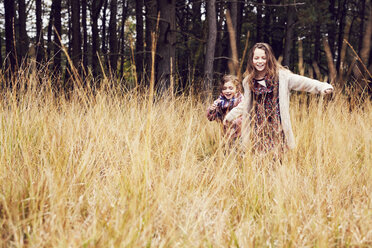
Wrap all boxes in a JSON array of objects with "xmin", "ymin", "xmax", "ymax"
[
  {"xmin": 360, "ymin": 2, "xmax": 372, "ymax": 66},
  {"xmin": 327, "ymin": 0, "xmax": 336, "ymax": 55},
  {"xmin": 53, "ymin": 0, "xmax": 62, "ymax": 72},
  {"xmin": 82, "ymin": 0, "xmax": 88, "ymax": 71},
  {"xmin": 109, "ymin": 0, "xmax": 118, "ymax": 74},
  {"xmin": 336, "ymin": 0, "xmax": 348, "ymax": 71},
  {"xmin": 135, "ymin": 0, "xmax": 144, "ymax": 83},
  {"xmin": 4, "ymin": 0, "xmax": 16, "ymax": 70},
  {"xmin": 35, "ymin": 0, "xmax": 44, "ymax": 65},
  {"xmin": 18, "ymin": 0, "xmax": 29, "ymax": 63},
  {"xmin": 228, "ymin": 0, "xmax": 238, "ymax": 60},
  {"xmin": 119, "ymin": 0, "xmax": 129, "ymax": 78},
  {"xmin": 263, "ymin": 0, "xmax": 272, "ymax": 43},
  {"xmin": 145, "ymin": 0, "xmax": 157, "ymax": 80},
  {"xmin": 358, "ymin": 0, "xmax": 366, "ymax": 53},
  {"xmin": 236, "ymin": 0, "xmax": 244, "ymax": 54},
  {"xmin": 283, "ymin": 4, "xmax": 295, "ymax": 67},
  {"xmin": 256, "ymin": 0, "xmax": 263, "ymax": 42},
  {"xmin": 204, "ymin": 0, "xmax": 217, "ymax": 92},
  {"xmin": 101, "ymin": 0, "xmax": 109, "ymax": 58},
  {"xmin": 47, "ymin": 1, "xmax": 54, "ymax": 63},
  {"xmin": 91, "ymin": 0, "xmax": 105, "ymax": 77},
  {"xmin": 71, "ymin": 0, "xmax": 81, "ymax": 68},
  {"xmin": 157, "ymin": 0, "xmax": 176, "ymax": 91},
  {"xmin": 0, "ymin": 24, "xmax": 2, "ymax": 66}
]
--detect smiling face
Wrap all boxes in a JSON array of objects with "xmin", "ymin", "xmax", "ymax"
[
  {"xmin": 221, "ymin": 81, "xmax": 237, "ymax": 100},
  {"xmin": 252, "ymin": 48, "xmax": 267, "ymax": 77}
]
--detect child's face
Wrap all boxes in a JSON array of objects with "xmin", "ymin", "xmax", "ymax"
[
  {"xmin": 222, "ymin": 81, "xmax": 237, "ymax": 100},
  {"xmin": 252, "ymin": 48, "xmax": 267, "ymax": 74}
]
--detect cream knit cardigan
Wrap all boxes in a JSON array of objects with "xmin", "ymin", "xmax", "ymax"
[{"xmin": 224, "ymin": 69, "xmax": 334, "ymax": 149}]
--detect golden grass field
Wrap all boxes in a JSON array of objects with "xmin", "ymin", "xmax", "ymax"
[{"xmin": 0, "ymin": 70, "xmax": 371, "ymax": 247}]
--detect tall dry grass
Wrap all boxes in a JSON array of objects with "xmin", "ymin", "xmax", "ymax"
[{"xmin": 0, "ymin": 68, "xmax": 371, "ymax": 247}]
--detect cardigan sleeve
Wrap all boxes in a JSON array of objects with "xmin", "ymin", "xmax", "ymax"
[
  {"xmin": 287, "ymin": 72, "xmax": 334, "ymax": 94},
  {"xmin": 224, "ymin": 97, "xmax": 245, "ymax": 122}
]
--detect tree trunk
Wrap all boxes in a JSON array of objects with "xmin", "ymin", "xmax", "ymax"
[
  {"xmin": 313, "ymin": 24, "xmax": 321, "ymax": 64},
  {"xmin": 327, "ymin": 0, "xmax": 336, "ymax": 55},
  {"xmin": 157, "ymin": 0, "xmax": 176, "ymax": 92},
  {"xmin": 191, "ymin": 0, "xmax": 202, "ymax": 34},
  {"xmin": 82, "ymin": 0, "xmax": 88, "ymax": 71},
  {"xmin": 120, "ymin": 0, "xmax": 129, "ymax": 78},
  {"xmin": 336, "ymin": 0, "xmax": 347, "ymax": 71},
  {"xmin": 135, "ymin": 0, "xmax": 144, "ymax": 83},
  {"xmin": 0, "ymin": 27, "xmax": 2, "ymax": 66},
  {"xmin": 36, "ymin": 0, "xmax": 44, "ymax": 65},
  {"xmin": 91, "ymin": 0, "xmax": 105, "ymax": 77},
  {"xmin": 145, "ymin": 0, "xmax": 157, "ymax": 81},
  {"xmin": 188, "ymin": 0, "xmax": 203, "ymax": 86},
  {"xmin": 65, "ymin": 0, "xmax": 73, "ymax": 82},
  {"xmin": 4, "ymin": 0, "xmax": 16, "ymax": 71},
  {"xmin": 360, "ymin": 2, "xmax": 372, "ymax": 66},
  {"xmin": 256, "ymin": 0, "xmax": 263, "ymax": 42},
  {"xmin": 109, "ymin": 0, "xmax": 118, "ymax": 74},
  {"xmin": 323, "ymin": 38, "xmax": 337, "ymax": 83},
  {"xmin": 215, "ymin": 1, "xmax": 225, "ymax": 74},
  {"xmin": 356, "ymin": 1, "xmax": 372, "ymax": 83},
  {"xmin": 283, "ymin": 4, "xmax": 295, "ymax": 67},
  {"xmin": 68, "ymin": 0, "xmax": 72, "ymax": 56},
  {"xmin": 53, "ymin": 0, "xmax": 62, "ymax": 72},
  {"xmin": 358, "ymin": 0, "xmax": 366, "ymax": 53},
  {"xmin": 263, "ymin": 0, "xmax": 272, "ymax": 44},
  {"xmin": 18, "ymin": 0, "xmax": 29, "ymax": 63},
  {"xmin": 313, "ymin": 0, "xmax": 322, "ymax": 77},
  {"xmin": 228, "ymin": 0, "xmax": 238, "ymax": 60},
  {"xmin": 236, "ymin": 0, "xmax": 244, "ymax": 54},
  {"xmin": 71, "ymin": 0, "xmax": 81, "ymax": 69},
  {"xmin": 47, "ymin": 2, "xmax": 54, "ymax": 62},
  {"xmin": 101, "ymin": 0, "xmax": 108, "ymax": 63},
  {"xmin": 204, "ymin": 0, "xmax": 217, "ymax": 92}
]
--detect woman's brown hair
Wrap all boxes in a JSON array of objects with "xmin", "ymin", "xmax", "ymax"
[{"xmin": 243, "ymin": 43, "xmax": 284, "ymax": 90}]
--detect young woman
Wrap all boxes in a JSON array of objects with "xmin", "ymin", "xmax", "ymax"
[
  {"xmin": 223, "ymin": 43, "xmax": 334, "ymax": 152},
  {"xmin": 207, "ymin": 74, "xmax": 244, "ymax": 140}
]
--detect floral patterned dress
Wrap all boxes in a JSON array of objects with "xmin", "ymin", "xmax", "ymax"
[{"xmin": 251, "ymin": 78, "xmax": 285, "ymax": 152}]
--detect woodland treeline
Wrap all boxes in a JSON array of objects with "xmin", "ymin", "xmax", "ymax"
[{"xmin": 0, "ymin": 0, "xmax": 371, "ymax": 93}]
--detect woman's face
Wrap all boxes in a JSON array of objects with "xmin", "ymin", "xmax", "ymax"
[
  {"xmin": 222, "ymin": 81, "xmax": 237, "ymax": 100},
  {"xmin": 252, "ymin": 48, "xmax": 267, "ymax": 74}
]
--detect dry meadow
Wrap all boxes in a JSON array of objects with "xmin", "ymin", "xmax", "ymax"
[{"xmin": 0, "ymin": 70, "xmax": 371, "ymax": 247}]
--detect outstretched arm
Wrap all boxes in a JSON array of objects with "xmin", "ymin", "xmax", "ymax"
[{"xmin": 287, "ymin": 73, "xmax": 334, "ymax": 94}]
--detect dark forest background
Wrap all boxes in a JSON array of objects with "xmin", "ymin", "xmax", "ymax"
[{"xmin": 0, "ymin": 0, "xmax": 371, "ymax": 94}]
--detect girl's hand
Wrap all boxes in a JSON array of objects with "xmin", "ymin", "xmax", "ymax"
[
  {"xmin": 210, "ymin": 99, "xmax": 222, "ymax": 111},
  {"xmin": 223, "ymin": 118, "xmax": 229, "ymax": 126},
  {"xmin": 323, "ymin": 87, "xmax": 334, "ymax": 94},
  {"xmin": 209, "ymin": 104, "xmax": 217, "ymax": 111}
]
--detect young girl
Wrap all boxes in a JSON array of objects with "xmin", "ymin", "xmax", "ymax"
[
  {"xmin": 207, "ymin": 75, "xmax": 244, "ymax": 140},
  {"xmin": 223, "ymin": 43, "xmax": 334, "ymax": 152}
]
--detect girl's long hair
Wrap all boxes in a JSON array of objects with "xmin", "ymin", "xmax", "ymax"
[{"xmin": 243, "ymin": 43, "xmax": 285, "ymax": 90}]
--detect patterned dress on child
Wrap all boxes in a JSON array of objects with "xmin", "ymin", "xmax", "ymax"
[{"xmin": 207, "ymin": 93, "xmax": 243, "ymax": 139}]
